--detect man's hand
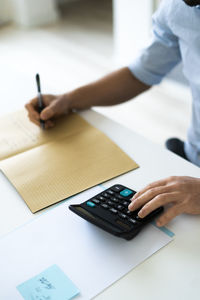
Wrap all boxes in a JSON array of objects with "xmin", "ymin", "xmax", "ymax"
[
  {"xmin": 128, "ymin": 176, "xmax": 200, "ymax": 227},
  {"xmin": 25, "ymin": 94, "xmax": 72, "ymax": 129},
  {"xmin": 25, "ymin": 68, "xmax": 150, "ymax": 129}
]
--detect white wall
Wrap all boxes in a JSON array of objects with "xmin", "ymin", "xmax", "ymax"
[
  {"xmin": 57, "ymin": 0, "xmax": 79, "ymax": 3},
  {"xmin": 0, "ymin": 0, "xmax": 80, "ymax": 27},
  {"xmin": 113, "ymin": 0, "xmax": 154, "ymax": 66},
  {"xmin": 0, "ymin": 0, "xmax": 13, "ymax": 22},
  {"xmin": 0, "ymin": 0, "xmax": 60, "ymax": 26},
  {"xmin": 13, "ymin": 0, "xmax": 59, "ymax": 27}
]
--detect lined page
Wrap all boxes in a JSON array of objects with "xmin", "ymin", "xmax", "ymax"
[
  {"xmin": 0, "ymin": 122, "xmax": 138, "ymax": 212},
  {"xmin": 0, "ymin": 110, "xmax": 90, "ymax": 160}
]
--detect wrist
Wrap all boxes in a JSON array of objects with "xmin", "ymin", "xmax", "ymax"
[
  {"xmin": 65, "ymin": 87, "xmax": 92, "ymax": 111},
  {"xmin": 57, "ymin": 92, "xmax": 75, "ymax": 113}
]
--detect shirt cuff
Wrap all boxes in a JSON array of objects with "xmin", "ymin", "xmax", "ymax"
[{"xmin": 128, "ymin": 58, "xmax": 163, "ymax": 86}]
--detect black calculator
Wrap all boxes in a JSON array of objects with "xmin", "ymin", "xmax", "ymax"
[{"xmin": 69, "ymin": 184, "xmax": 163, "ymax": 240}]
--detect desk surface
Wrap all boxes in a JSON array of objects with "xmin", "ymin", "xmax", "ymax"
[{"xmin": 0, "ymin": 109, "xmax": 200, "ymax": 300}]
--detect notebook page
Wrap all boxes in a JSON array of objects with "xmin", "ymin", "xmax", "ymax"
[
  {"xmin": 0, "ymin": 110, "xmax": 90, "ymax": 160},
  {"xmin": 0, "ymin": 122, "xmax": 138, "ymax": 212}
]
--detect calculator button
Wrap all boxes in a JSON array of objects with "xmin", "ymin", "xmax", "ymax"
[
  {"xmin": 135, "ymin": 215, "xmax": 143, "ymax": 221},
  {"xmin": 122, "ymin": 201, "xmax": 129, "ymax": 207},
  {"xmin": 117, "ymin": 205, "xmax": 124, "ymax": 211},
  {"xmin": 102, "ymin": 192, "xmax": 110, "ymax": 198},
  {"xmin": 107, "ymin": 190, "xmax": 115, "ymax": 195},
  {"xmin": 120, "ymin": 189, "xmax": 133, "ymax": 197},
  {"xmin": 86, "ymin": 201, "xmax": 96, "ymax": 208},
  {"xmin": 115, "ymin": 195, "xmax": 125, "ymax": 200},
  {"xmin": 107, "ymin": 201, "xmax": 115, "ymax": 207},
  {"xmin": 110, "ymin": 197, "xmax": 119, "ymax": 203},
  {"xmin": 111, "ymin": 185, "xmax": 124, "ymax": 192},
  {"xmin": 100, "ymin": 203, "xmax": 109, "ymax": 209},
  {"xmin": 97, "ymin": 196, "xmax": 106, "ymax": 202},
  {"xmin": 128, "ymin": 218, "xmax": 138, "ymax": 224},
  {"xmin": 109, "ymin": 208, "xmax": 118, "ymax": 214},
  {"xmin": 92, "ymin": 199, "xmax": 100, "ymax": 204},
  {"xmin": 125, "ymin": 210, "xmax": 134, "ymax": 216},
  {"xmin": 118, "ymin": 213, "xmax": 127, "ymax": 219}
]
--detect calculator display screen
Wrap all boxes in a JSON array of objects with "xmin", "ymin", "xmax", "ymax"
[
  {"xmin": 116, "ymin": 220, "xmax": 131, "ymax": 230},
  {"xmin": 76, "ymin": 207, "xmax": 96, "ymax": 220},
  {"xmin": 76, "ymin": 207, "xmax": 122, "ymax": 232}
]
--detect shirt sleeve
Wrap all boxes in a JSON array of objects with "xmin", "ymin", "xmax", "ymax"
[{"xmin": 128, "ymin": 1, "xmax": 181, "ymax": 86}]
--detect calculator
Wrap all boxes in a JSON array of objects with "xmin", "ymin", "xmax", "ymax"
[{"xmin": 69, "ymin": 184, "xmax": 163, "ymax": 240}]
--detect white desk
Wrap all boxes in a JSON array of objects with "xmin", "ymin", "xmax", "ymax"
[{"xmin": 0, "ymin": 109, "xmax": 200, "ymax": 300}]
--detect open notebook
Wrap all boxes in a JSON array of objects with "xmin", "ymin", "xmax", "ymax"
[{"xmin": 0, "ymin": 110, "xmax": 138, "ymax": 213}]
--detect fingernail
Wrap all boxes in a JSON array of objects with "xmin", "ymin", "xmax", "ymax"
[
  {"xmin": 138, "ymin": 210, "xmax": 144, "ymax": 218},
  {"xmin": 128, "ymin": 204, "xmax": 133, "ymax": 210}
]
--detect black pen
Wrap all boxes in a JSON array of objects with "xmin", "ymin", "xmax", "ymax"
[{"xmin": 36, "ymin": 73, "xmax": 45, "ymax": 129}]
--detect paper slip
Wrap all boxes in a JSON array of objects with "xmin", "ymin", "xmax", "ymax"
[{"xmin": 17, "ymin": 265, "xmax": 79, "ymax": 300}]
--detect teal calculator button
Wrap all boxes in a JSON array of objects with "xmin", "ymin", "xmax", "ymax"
[
  {"xmin": 120, "ymin": 189, "xmax": 133, "ymax": 197},
  {"xmin": 86, "ymin": 201, "xmax": 96, "ymax": 207}
]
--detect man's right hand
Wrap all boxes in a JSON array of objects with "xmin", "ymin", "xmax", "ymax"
[
  {"xmin": 25, "ymin": 94, "xmax": 72, "ymax": 129},
  {"xmin": 25, "ymin": 68, "xmax": 150, "ymax": 129}
]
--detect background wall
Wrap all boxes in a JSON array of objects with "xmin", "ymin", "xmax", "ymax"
[
  {"xmin": 0, "ymin": 0, "xmax": 13, "ymax": 23},
  {"xmin": 0, "ymin": 0, "xmax": 79, "ymax": 26},
  {"xmin": 113, "ymin": 0, "xmax": 187, "ymax": 85},
  {"xmin": 0, "ymin": 0, "xmax": 187, "ymax": 85},
  {"xmin": 113, "ymin": 0, "xmax": 154, "ymax": 65}
]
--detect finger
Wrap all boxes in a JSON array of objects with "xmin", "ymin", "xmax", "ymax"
[
  {"xmin": 156, "ymin": 205, "xmax": 182, "ymax": 227},
  {"xmin": 40, "ymin": 100, "xmax": 61, "ymax": 120},
  {"xmin": 40, "ymin": 107, "xmax": 54, "ymax": 121},
  {"xmin": 41, "ymin": 97, "xmax": 69, "ymax": 121},
  {"xmin": 28, "ymin": 114, "xmax": 40, "ymax": 127},
  {"xmin": 26, "ymin": 97, "xmax": 38, "ymax": 108},
  {"xmin": 128, "ymin": 185, "xmax": 173, "ymax": 211},
  {"xmin": 29, "ymin": 114, "xmax": 55, "ymax": 130},
  {"xmin": 137, "ymin": 193, "xmax": 177, "ymax": 218},
  {"xmin": 132, "ymin": 178, "xmax": 170, "ymax": 200},
  {"xmin": 25, "ymin": 100, "xmax": 40, "ymax": 121},
  {"xmin": 45, "ymin": 120, "xmax": 55, "ymax": 129}
]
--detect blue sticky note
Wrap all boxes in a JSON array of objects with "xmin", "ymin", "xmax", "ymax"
[{"xmin": 17, "ymin": 265, "xmax": 80, "ymax": 300}]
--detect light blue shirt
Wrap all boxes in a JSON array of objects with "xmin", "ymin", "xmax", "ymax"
[{"xmin": 129, "ymin": 0, "xmax": 200, "ymax": 167}]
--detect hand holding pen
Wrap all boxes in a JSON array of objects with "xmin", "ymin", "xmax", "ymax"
[{"xmin": 25, "ymin": 86, "xmax": 72, "ymax": 129}]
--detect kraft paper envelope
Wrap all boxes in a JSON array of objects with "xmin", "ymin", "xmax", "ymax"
[{"xmin": 0, "ymin": 110, "xmax": 139, "ymax": 213}]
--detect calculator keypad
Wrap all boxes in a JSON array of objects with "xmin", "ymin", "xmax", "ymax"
[
  {"xmin": 87, "ymin": 185, "xmax": 142, "ymax": 227},
  {"xmin": 70, "ymin": 184, "xmax": 164, "ymax": 240}
]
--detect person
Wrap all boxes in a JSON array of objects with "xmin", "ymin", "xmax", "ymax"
[{"xmin": 26, "ymin": 0, "xmax": 200, "ymax": 227}]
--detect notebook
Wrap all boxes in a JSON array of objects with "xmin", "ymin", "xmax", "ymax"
[{"xmin": 0, "ymin": 110, "xmax": 138, "ymax": 213}]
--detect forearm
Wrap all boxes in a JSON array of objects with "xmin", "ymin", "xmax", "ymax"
[{"xmin": 68, "ymin": 67, "xmax": 151, "ymax": 110}]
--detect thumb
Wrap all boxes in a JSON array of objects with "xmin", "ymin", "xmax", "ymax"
[{"xmin": 40, "ymin": 102, "xmax": 60, "ymax": 120}]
